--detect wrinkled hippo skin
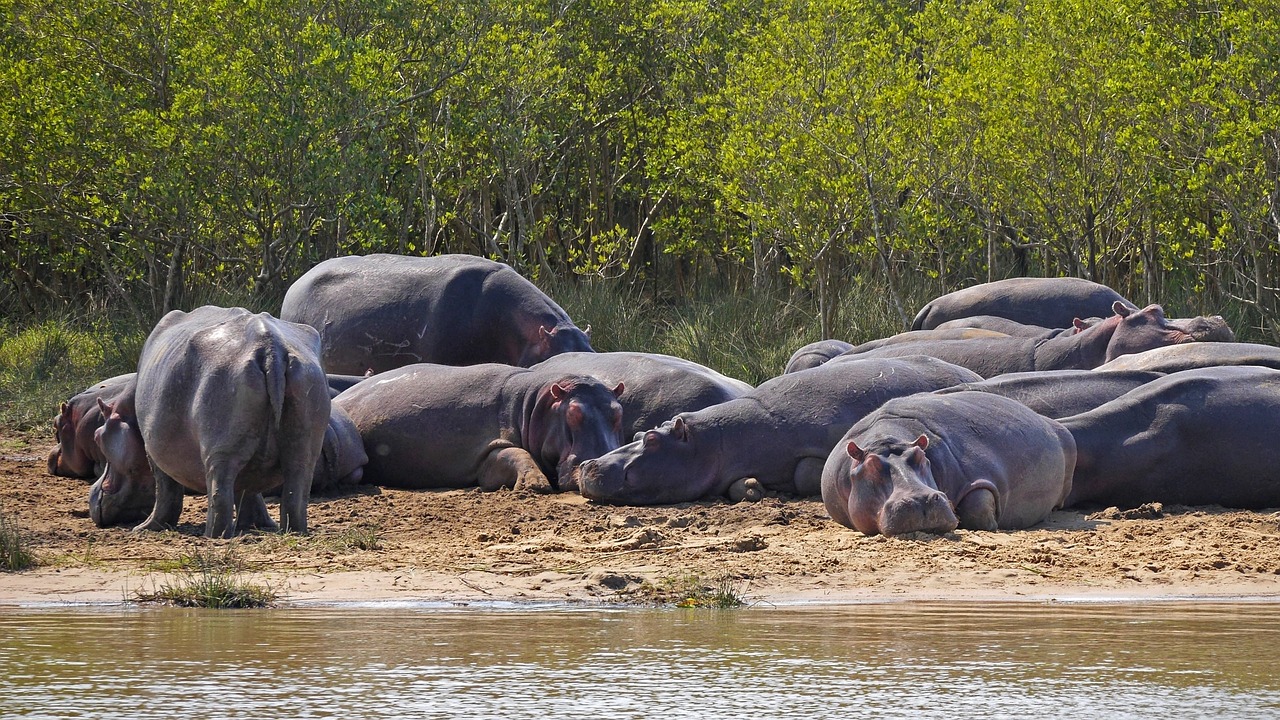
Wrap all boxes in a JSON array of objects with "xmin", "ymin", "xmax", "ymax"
[
  {"xmin": 281, "ymin": 253, "xmax": 593, "ymax": 374},
  {"xmin": 783, "ymin": 340, "xmax": 855, "ymax": 374},
  {"xmin": 849, "ymin": 303, "xmax": 1194, "ymax": 378},
  {"xmin": 911, "ymin": 277, "xmax": 1136, "ymax": 330},
  {"xmin": 48, "ymin": 373, "xmax": 136, "ymax": 479},
  {"xmin": 574, "ymin": 356, "xmax": 982, "ymax": 505},
  {"xmin": 1060, "ymin": 365, "xmax": 1280, "ymax": 509},
  {"xmin": 1094, "ymin": 341, "xmax": 1280, "ymax": 373},
  {"xmin": 93, "ymin": 306, "xmax": 330, "ymax": 538},
  {"xmin": 935, "ymin": 369, "xmax": 1163, "ymax": 418},
  {"xmin": 839, "ymin": 328, "xmax": 1011, "ymax": 356},
  {"xmin": 335, "ymin": 363, "xmax": 624, "ymax": 492},
  {"xmin": 822, "ymin": 392, "xmax": 1075, "ymax": 536},
  {"xmin": 532, "ymin": 351, "xmax": 752, "ymax": 439}
]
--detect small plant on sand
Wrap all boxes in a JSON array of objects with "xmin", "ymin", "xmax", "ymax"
[
  {"xmin": 325, "ymin": 524, "xmax": 382, "ymax": 552},
  {"xmin": 629, "ymin": 574, "xmax": 747, "ymax": 608},
  {"xmin": 0, "ymin": 506, "xmax": 37, "ymax": 571},
  {"xmin": 133, "ymin": 545, "xmax": 277, "ymax": 608}
]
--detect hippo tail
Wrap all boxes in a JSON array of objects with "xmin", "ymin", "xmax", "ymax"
[{"xmin": 255, "ymin": 318, "xmax": 289, "ymax": 432}]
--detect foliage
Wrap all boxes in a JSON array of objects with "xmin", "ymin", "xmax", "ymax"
[
  {"xmin": 0, "ymin": 506, "xmax": 37, "ymax": 571},
  {"xmin": 133, "ymin": 545, "xmax": 278, "ymax": 608},
  {"xmin": 626, "ymin": 573, "xmax": 748, "ymax": 608}
]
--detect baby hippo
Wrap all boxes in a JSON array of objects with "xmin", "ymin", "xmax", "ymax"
[{"xmin": 822, "ymin": 391, "xmax": 1076, "ymax": 536}]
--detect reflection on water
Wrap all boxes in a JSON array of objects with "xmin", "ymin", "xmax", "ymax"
[{"xmin": 3, "ymin": 602, "xmax": 1279, "ymax": 719}]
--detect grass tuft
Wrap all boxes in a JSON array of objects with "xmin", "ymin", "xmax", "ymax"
[
  {"xmin": 627, "ymin": 573, "xmax": 748, "ymax": 608},
  {"xmin": 133, "ymin": 546, "xmax": 278, "ymax": 608},
  {"xmin": 0, "ymin": 506, "xmax": 37, "ymax": 571}
]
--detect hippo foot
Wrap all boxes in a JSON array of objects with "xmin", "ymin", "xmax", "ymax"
[
  {"xmin": 727, "ymin": 478, "xmax": 764, "ymax": 503},
  {"xmin": 513, "ymin": 473, "xmax": 556, "ymax": 494},
  {"xmin": 131, "ymin": 518, "xmax": 176, "ymax": 533}
]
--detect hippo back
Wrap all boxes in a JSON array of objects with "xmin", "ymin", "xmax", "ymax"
[
  {"xmin": 1094, "ymin": 342, "xmax": 1280, "ymax": 373},
  {"xmin": 935, "ymin": 369, "xmax": 1164, "ymax": 418},
  {"xmin": 782, "ymin": 340, "xmax": 855, "ymax": 373},
  {"xmin": 912, "ymin": 277, "xmax": 1135, "ymax": 330}
]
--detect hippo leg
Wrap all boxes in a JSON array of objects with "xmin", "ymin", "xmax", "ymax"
[
  {"xmin": 277, "ymin": 469, "xmax": 312, "ymax": 535},
  {"xmin": 235, "ymin": 492, "xmax": 279, "ymax": 534},
  {"xmin": 206, "ymin": 459, "xmax": 251, "ymax": 539},
  {"xmin": 792, "ymin": 456, "xmax": 827, "ymax": 496},
  {"xmin": 954, "ymin": 485, "xmax": 999, "ymax": 531},
  {"xmin": 477, "ymin": 447, "xmax": 554, "ymax": 493},
  {"xmin": 133, "ymin": 467, "xmax": 184, "ymax": 533}
]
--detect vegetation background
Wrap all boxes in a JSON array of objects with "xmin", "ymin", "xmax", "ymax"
[{"xmin": 3, "ymin": 0, "xmax": 1278, "ymax": 429}]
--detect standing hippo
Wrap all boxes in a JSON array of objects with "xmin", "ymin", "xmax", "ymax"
[
  {"xmin": 280, "ymin": 253, "xmax": 593, "ymax": 374},
  {"xmin": 934, "ymin": 369, "xmax": 1163, "ymax": 418},
  {"xmin": 845, "ymin": 303, "xmax": 1194, "ymax": 378},
  {"xmin": 822, "ymin": 392, "xmax": 1075, "ymax": 536},
  {"xmin": 48, "ymin": 373, "xmax": 136, "ymax": 479},
  {"xmin": 574, "ymin": 356, "xmax": 982, "ymax": 505},
  {"xmin": 532, "ymin": 351, "xmax": 752, "ymax": 440},
  {"xmin": 783, "ymin": 340, "xmax": 855, "ymax": 374},
  {"xmin": 334, "ymin": 363, "xmax": 624, "ymax": 492},
  {"xmin": 93, "ymin": 306, "xmax": 330, "ymax": 538},
  {"xmin": 1060, "ymin": 366, "xmax": 1280, "ymax": 509},
  {"xmin": 1093, "ymin": 342, "xmax": 1280, "ymax": 373},
  {"xmin": 911, "ymin": 277, "xmax": 1135, "ymax": 330}
]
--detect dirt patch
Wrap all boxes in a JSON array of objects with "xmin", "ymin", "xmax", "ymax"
[{"xmin": 4, "ymin": 439, "xmax": 1280, "ymax": 606}]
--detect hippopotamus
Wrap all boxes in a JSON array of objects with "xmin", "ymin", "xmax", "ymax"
[
  {"xmin": 280, "ymin": 253, "xmax": 593, "ymax": 374},
  {"xmin": 822, "ymin": 392, "xmax": 1075, "ymax": 536},
  {"xmin": 846, "ymin": 303, "xmax": 1195, "ymax": 378},
  {"xmin": 1093, "ymin": 342, "xmax": 1280, "ymax": 373},
  {"xmin": 574, "ymin": 356, "xmax": 982, "ymax": 505},
  {"xmin": 934, "ymin": 369, "xmax": 1163, "ymax": 418},
  {"xmin": 1060, "ymin": 366, "xmax": 1280, "ymax": 509},
  {"xmin": 782, "ymin": 340, "xmax": 855, "ymax": 374},
  {"xmin": 93, "ymin": 306, "xmax": 330, "ymax": 538},
  {"xmin": 89, "ymin": 399, "xmax": 370, "ymax": 528},
  {"xmin": 838, "ymin": 328, "xmax": 1011, "ymax": 356},
  {"xmin": 531, "ymin": 351, "xmax": 752, "ymax": 441},
  {"xmin": 325, "ymin": 373, "xmax": 370, "ymax": 398},
  {"xmin": 936, "ymin": 313, "xmax": 1236, "ymax": 343},
  {"xmin": 48, "ymin": 373, "xmax": 137, "ymax": 479},
  {"xmin": 911, "ymin": 277, "xmax": 1136, "ymax": 330},
  {"xmin": 334, "ymin": 362, "xmax": 624, "ymax": 492}
]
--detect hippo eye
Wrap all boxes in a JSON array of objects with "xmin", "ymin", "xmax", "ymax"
[{"xmin": 642, "ymin": 431, "xmax": 660, "ymax": 450}]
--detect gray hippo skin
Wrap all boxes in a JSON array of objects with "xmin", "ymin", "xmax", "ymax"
[
  {"xmin": 93, "ymin": 306, "xmax": 330, "ymax": 538},
  {"xmin": 89, "ymin": 400, "xmax": 370, "ymax": 527},
  {"xmin": 1060, "ymin": 365, "xmax": 1280, "ymax": 509},
  {"xmin": 845, "ymin": 303, "xmax": 1194, "ymax": 378},
  {"xmin": 574, "ymin": 356, "xmax": 982, "ymax": 505},
  {"xmin": 281, "ymin": 253, "xmax": 593, "ymax": 374},
  {"xmin": 911, "ymin": 277, "xmax": 1136, "ymax": 330},
  {"xmin": 822, "ymin": 392, "xmax": 1075, "ymax": 536},
  {"xmin": 48, "ymin": 373, "xmax": 137, "ymax": 479},
  {"xmin": 532, "ymin": 351, "xmax": 752, "ymax": 438},
  {"xmin": 839, "ymin": 328, "xmax": 1011, "ymax": 356},
  {"xmin": 334, "ymin": 363, "xmax": 624, "ymax": 492},
  {"xmin": 1094, "ymin": 342, "xmax": 1280, "ymax": 373},
  {"xmin": 933, "ymin": 316, "xmax": 1078, "ymax": 338},
  {"xmin": 935, "ymin": 369, "xmax": 1163, "ymax": 418},
  {"xmin": 783, "ymin": 340, "xmax": 855, "ymax": 374}
]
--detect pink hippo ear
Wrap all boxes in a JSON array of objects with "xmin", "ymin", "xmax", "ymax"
[
  {"xmin": 912, "ymin": 434, "xmax": 929, "ymax": 451},
  {"xmin": 846, "ymin": 440, "xmax": 866, "ymax": 462},
  {"xmin": 643, "ymin": 430, "xmax": 661, "ymax": 449},
  {"xmin": 1072, "ymin": 318, "xmax": 1088, "ymax": 332},
  {"xmin": 96, "ymin": 397, "xmax": 113, "ymax": 419},
  {"xmin": 550, "ymin": 382, "xmax": 567, "ymax": 401},
  {"xmin": 611, "ymin": 382, "xmax": 624, "ymax": 398},
  {"xmin": 672, "ymin": 416, "xmax": 690, "ymax": 442},
  {"xmin": 1112, "ymin": 301, "xmax": 1133, "ymax": 317}
]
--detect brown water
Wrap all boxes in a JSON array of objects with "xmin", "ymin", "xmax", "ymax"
[{"xmin": 2, "ymin": 602, "xmax": 1278, "ymax": 718}]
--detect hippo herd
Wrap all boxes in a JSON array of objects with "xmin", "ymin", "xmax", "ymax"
[{"xmin": 45, "ymin": 254, "xmax": 1280, "ymax": 539}]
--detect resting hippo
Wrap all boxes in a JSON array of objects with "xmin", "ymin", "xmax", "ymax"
[
  {"xmin": 911, "ymin": 277, "xmax": 1136, "ymax": 330},
  {"xmin": 48, "ymin": 373, "xmax": 137, "ymax": 479},
  {"xmin": 325, "ymin": 373, "xmax": 370, "ymax": 398},
  {"xmin": 845, "ymin": 303, "xmax": 1194, "ymax": 378},
  {"xmin": 574, "ymin": 356, "xmax": 982, "ymax": 505},
  {"xmin": 1060, "ymin": 366, "xmax": 1280, "ymax": 509},
  {"xmin": 93, "ymin": 306, "xmax": 330, "ymax": 537},
  {"xmin": 1094, "ymin": 342, "xmax": 1280, "ymax": 373},
  {"xmin": 782, "ymin": 340, "xmax": 855, "ymax": 374},
  {"xmin": 839, "ymin": 328, "xmax": 1011, "ymax": 356},
  {"xmin": 933, "ymin": 316, "xmax": 1078, "ymax": 338},
  {"xmin": 532, "ymin": 351, "xmax": 752, "ymax": 440},
  {"xmin": 822, "ymin": 392, "xmax": 1075, "ymax": 536},
  {"xmin": 281, "ymin": 253, "xmax": 593, "ymax": 374},
  {"xmin": 934, "ymin": 369, "xmax": 1163, "ymax": 418},
  {"xmin": 334, "ymin": 363, "xmax": 624, "ymax": 492},
  {"xmin": 89, "ymin": 400, "xmax": 370, "ymax": 527}
]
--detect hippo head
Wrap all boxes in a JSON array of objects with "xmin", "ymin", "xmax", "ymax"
[
  {"xmin": 48, "ymin": 401, "xmax": 96, "ymax": 478},
  {"xmin": 836, "ymin": 435, "xmax": 959, "ymax": 537},
  {"xmin": 1170, "ymin": 314, "xmax": 1235, "ymax": 342},
  {"xmin": 518, "ymin": 323, "xmax": 595, "ymax": 367},
  {"xmin": 576, "ymin": 415, "xmax": 718, "ymax": 504},
  {"xmin": 88, "ymin": 398, "xmax": 155, "ymax": 527},
  {"xmin": 1104, "ymin": 302, "xmax": 1194, "ymax": 361},
  {"xmin": 527, "ymin": 376, "xmax": 624, "ymax": 490},
  {"xmin": 311, "ymin": 405, "xmax": 369, "ymax": 492}
]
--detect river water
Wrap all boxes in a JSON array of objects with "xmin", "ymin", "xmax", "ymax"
[{"xmin": 2, "ymin": 601, "xmax": 1278, "ymax": 718}]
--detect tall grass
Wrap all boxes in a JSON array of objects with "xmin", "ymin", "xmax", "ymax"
[{"xmin": 0, "ymin": 506, "xmax": 37, "ymax": 571}]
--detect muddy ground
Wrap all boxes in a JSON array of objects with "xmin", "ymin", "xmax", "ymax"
[{"xmin": 3, "ymin": 432, "xmax": 1280, "ymax": 606}]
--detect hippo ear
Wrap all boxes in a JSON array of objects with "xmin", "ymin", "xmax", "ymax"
[
  {"xmin": 672, "ymin": 416, "xmax": 690, "ymax": 442},
  {"xmin": 1072, "ymin": 318, "xmax": 1088, "ymax": 332},
  {"xmin": 643, "ymin": 430, "xmax": 660, "ymax": 449},
  {"xmin": 550, "ymin": 382, "xmax": 567, "ymax": 400},
  {"xmin": 611, "ymin": 381, "xmax": 624, "ymax": 398},
  {"xmin": 846, "ymin": 440, "xmax": 865, "ymax": 462},
  {"xmin": 540, "ymin": 325, "xmax": 554, "ymax": 339},
  {"xmin": 583, "ymin": 324, "xmax": 592, "ymax": 338},
  {"xmin": 1112, "ymin": 301, "xmax": 1132, "ymax": 318},
  {"xmin": 96, "ymin": 397, "xmax": 113, "ymax": 418},
  {"xmin": 912, "ymin": 434, "xmax": 929, "ymax": 451}
]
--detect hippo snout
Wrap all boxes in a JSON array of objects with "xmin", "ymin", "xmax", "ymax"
[{"xmin": 879, "ymin": 491, "xmax": 958, "ymax": 537}]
